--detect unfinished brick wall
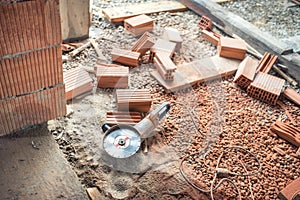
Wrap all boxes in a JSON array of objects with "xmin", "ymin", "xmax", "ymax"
[{"xmin": 0, "ymin": 0, "xmax": 66, "ymax": 136}]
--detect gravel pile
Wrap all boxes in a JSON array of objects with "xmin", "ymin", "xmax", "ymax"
[
  {"xmin": 50, "ymin": 0, "xmax": 300, "ymax": 199},
  {"xmin": 222, "ymin": 0, "xmax": 300, "ymax": 39}
]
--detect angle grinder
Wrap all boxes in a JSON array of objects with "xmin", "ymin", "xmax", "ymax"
[{"xmin": 102, "ymin": 102, "xmax": 170, "ymax": 159}]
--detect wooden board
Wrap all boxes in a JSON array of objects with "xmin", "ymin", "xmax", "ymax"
[
  {"xmin": 102, "ymin": 1, "xmax": 187, "ymax": 23},
  {"xmin": 86, "ymin": 187, "xmax": 102, "ymax": 200},
  {"xmin": 151, "ymin": 55, "xmax": 240, "ymax": 92}
]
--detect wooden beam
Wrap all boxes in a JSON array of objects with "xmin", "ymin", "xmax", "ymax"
[{"xmin": 180, "ymin": 0, "xmax": 300, "ymax": 82}]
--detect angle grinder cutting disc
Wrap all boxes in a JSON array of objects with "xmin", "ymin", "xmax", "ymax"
[{"xmin": 103, "ymin": 125, "xmax": 141, "ymax": 158}]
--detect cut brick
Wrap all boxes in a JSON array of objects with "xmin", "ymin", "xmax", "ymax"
[
  {"xmin": 233, "ymin": 56, "xmax": 259, "ymax": 88},
  {"xmin": 96, "ymin": 66, "xmax": 129, "ymax": 88},
  {"xmin": 149, "ymin": 39, "xmax": 176, "ymax": 62},
  {"xmin": 256, "ymin": 52, "xmax": 278, "ymax": 74},
  {"xmin": 218, "ymin": 37, "xmax": 247, "ymax": 60},
  {"xmin": 111, "ymin": 48, "xmax": 140, "ymax": 67},
  {"xmin": 278, "ymin": 177, "xmax": 300, "ymax": 200},
  {"xmin": 116, "ymin": 89, "xmax": 152, "ymax": 112},
  {"xmin": 247, "ymin": 72, "xmax": 285, "ymax": 105},
  {"xmin": 131, "ymin": 32, "xmax": 156, "ymax": 57},
  {"xmin": 198, "ymin": 15, "xmax": 213, "ymax": 31},
  {"xmin": 162, "ymin": 27, "xmax": 183, "ymax": 52},
  {"xmin": 201, "ymin": 30, "xmax": 220, "ymax": 46},
  {"xmin": 106, "ymin": 111, "xmax": 142, "ymax": 126},
  {"xmin": 63, "ymin": 67, "xmax": 93, "ymax": 100},
  {"xmin": 124, "ymin": 14, "xmax": 154, "ymax": 36},
  {"xmin": 153, "ymin": 51, "xmax": 177, "ymax": 81}
]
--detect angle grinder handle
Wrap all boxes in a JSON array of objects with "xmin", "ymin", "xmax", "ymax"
[
  {"xmin": 102, "ymin": 123, "xmax": 111, "ymax": 133},
  {"xmin": 150, "ymin": 102, "xmax": 171, "ymax": 121}
]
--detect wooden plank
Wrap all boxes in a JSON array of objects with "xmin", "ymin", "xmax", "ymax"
[
  {"xmin": 151, "ymin": 55, "xmax": 240, "ymax": 92},
  {"xmin": 102, "ymin": 1, "xmax": 187, "ymax": 23},
  {"xmin": 86, "ymin": 187, "xmax": 102, "ymax": 200},
  {"xmin": 180, "ymin": 0, "xmax": 300, "ymax": 82}
]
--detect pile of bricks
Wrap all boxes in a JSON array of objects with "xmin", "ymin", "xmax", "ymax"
[
  {"xmin": 105, "ymin": 111, "xmax": 142, "ymax": 126},
  {"xmin": 0, "ymin": 0, "xmax": 66, "ymax": 135},
  {"xmin": 218, "ymin": 37, "xmax": 247, "ymax": 60},
  {"xmin": 116, "ymin": 89, "xmax": 152, "ymax": 112},
  {"xmin": 63, "ymin": 68, "xmax": 93, "ymax": 100},
  {"xmin": 96, "ymin": 66, "xmax": 129, "ymax": 88},
  {"xmin": 124, "ymin": 14, "xmax": 154, "ymax": 36}
]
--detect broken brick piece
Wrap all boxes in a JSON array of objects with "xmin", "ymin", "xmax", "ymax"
[
  {"xmin": 278, "ymin": 177, "xmax": 300, "ymax": 200},
  {"xmin": 63, "ymin": 68, "xmax": 93, "ymax": 100},
  {"xmin": 201, "ymin": 30, "xmax": 220, "ymax": 46},
  {"xmin": 198, "ymin": 15, "xmax": 213, "ymax": 31},
  {"xmin": 234, "ymin": 56, "xmax": 259, "ymax": 88},
  {"xmin": 162, "ymin": 27, "xmax": 183, "ymax": 52},
  {"xmin": 283, "ymin": 88, "xmax": 300, "ymax": 107},
  {"xmin": 256, "ymin": 52, "xmax": 278, "ymax": 74},
  {"xmin": 149, "ymin": 39, "xmax": 176, "ymax": 62},
  {"xmin": 247, "ymin": 72, "xmax": 285, "ymax": 105},
  {"xmin": 116, "ymin": 89, "xmax": 152, "ymax": 112},
  {"xmin": 124, "ymin": 14, "xmax": 154, "ymax": 36},
  {"xmin": 131, "ymin": 32, "xmax": 156, "ymax": 56},
  {"xmin": 111, "ymin": 48, "xmax": 140, "ymax": 67},
  {"xmin": 96, "ymin": 66, "xmax": 129, "ymax": 88},
  {"xmin": 106, "ymin": 111, "xmax": 142, "ymax": 126},
  {"xmin": 218, "ymin": 37, "xmax": 247, "ymax": 60},
  {"xmin": 270, "ymin": 120, "xmax": 300, "ymax": 148}
]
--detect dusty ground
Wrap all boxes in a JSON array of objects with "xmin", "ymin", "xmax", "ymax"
[{"xmin": 49, "ymin": 0, "xmax": 300, "ymax": 199}]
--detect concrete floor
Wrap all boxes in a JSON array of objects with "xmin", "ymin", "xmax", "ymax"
[{"xmin": 0, "ymin": 124, "xmax": 88, "ymax": 200}]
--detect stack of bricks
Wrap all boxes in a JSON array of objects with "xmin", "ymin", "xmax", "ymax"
[
  {"xmin": 0, "ymin": 0, "xmax": 66, "ymax": 135},
  {"xmin": 124, "ymin": 14, "xmax": 154, "ymax": 36},
  {"xmin": 256, "ymin": 52, "xmax": 278, "ymax": 74},
  {"xmin": 96, "ymin": 66, "xmax": 129, "ymax": 88},
  {"xmin": 63, "ymin": 68, "xmax": 93, "ymax": 100},
  {"xmin": 247, "ymin": 72, "xmax": 285, "ymax": 105},
  {"xmin": 105, "ymin": 111, "xmax": 142, "ymax": 126},
  {"xmin": 233, "ymin": 56, "xmax": 258, "ymax": 88},
  {"xmin": 116, "ymin": 89, "xmax": 152, "ymax": 112},
  {"xmin": 218, "ymin": 37, "xmax": 247, "ymax": 60}
]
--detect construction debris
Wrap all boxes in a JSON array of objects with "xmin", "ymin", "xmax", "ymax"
[
  {"xmin": 111, "ymin": 48, "xmax": 140, "ymax": 67},
  {"xmin": 86, "ymin": 187, "xmax": 102, "ymax": 200},
  {"xmin": 270, "ymin": 120, "xmax": 300, "ymax": 147},
  {"xmin": 124, "ymin": 14, "xmax": 154, "ymax": 36},
  {"xmin": 218, "ymin": 37, "xmax": 247, "ymax": 60},
  {"xmin": 105, "ymin": 112, "xmax": 142, "ymax": 126},
  {"xmin": 96, "ymin": 66, "xmax": 129, "ymax": 88},
  {"xmin": 116, "ymin": 89, "xmax": 152, "ymax": 112},
  {"xmin": 278, "ymin": 176, "xmax": 300, "ymax": 200},
  {"xmin": 63, "ymin": 68, "xmax": 93, "ymax": 100},
  {"xmin": 247, "ymin": 72, "xmax": 285, "ymax": 105},
  {"xmin": 233, "ymin": 56, "xmax": 259, "ymax": 88},
  {"xmin": 162, "ymin": 27, "xmax": 183, "ymax": 52},
  {"xmin": 283, "ymin": 88, "xmax": 300, "ymax": 106}
]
